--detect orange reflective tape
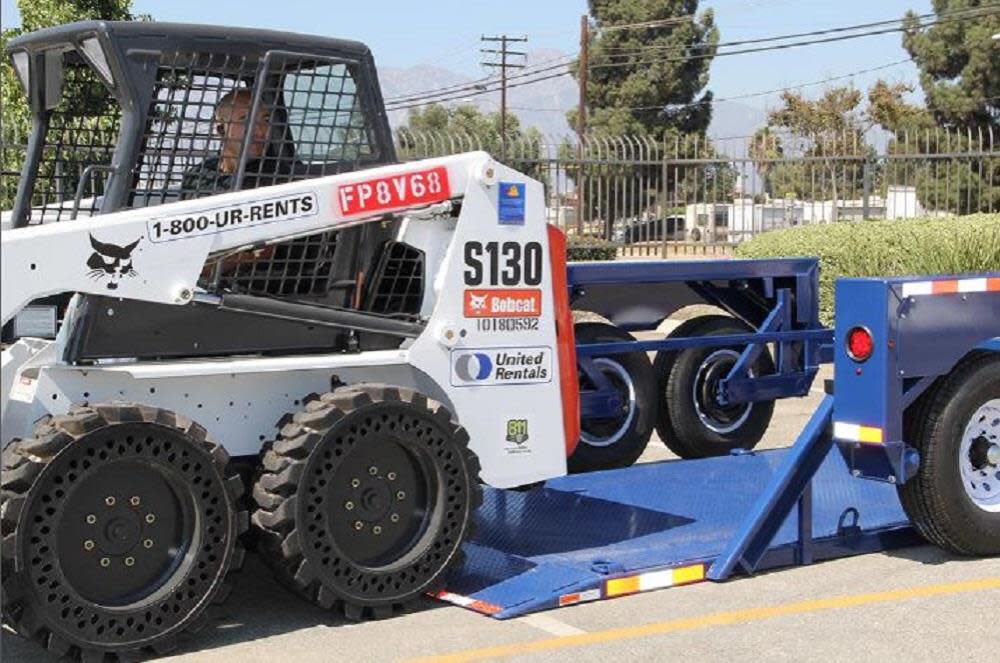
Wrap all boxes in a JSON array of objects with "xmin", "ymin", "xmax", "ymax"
[
  {"xmin": 470, "ymin": 600, "xmax": 502, "ymax": 615},
  {"xmin": 559, "ymin": 593, "xmax": 581, "ymax": 606},
  {"xmin": 932, "ymin": 280, "xmax": 959, "ymax": 294},
  {"xmin": 606, "ymin": 576, "xmax": 641, "ymax": 597},
  {"xmin": 988, "ymin": 278, "xmax": 1000, "ymax": 293}
]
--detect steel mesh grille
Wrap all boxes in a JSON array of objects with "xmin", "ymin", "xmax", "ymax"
[
  {"xmin": 207, "ymin": 231, "xmax": 339, "ymax": 299},
  {"xmin": 365, "ymin": 242, "xmax": 425, "ymax": 316},
  {"xmin": 27, "ymin": 64, "xmax": 119, "ymax": 224},
  {"xmin": 131, "ymin": 51, "xmax": 378, "ymax": 206},
  {"xmin": 131, "ymin": 52, "xmax": 252, "ymax": 206}
]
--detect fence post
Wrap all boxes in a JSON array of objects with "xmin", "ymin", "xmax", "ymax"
[{"xmin": 862, "ymin": 154, "xmax": 872, "ymax": 220}]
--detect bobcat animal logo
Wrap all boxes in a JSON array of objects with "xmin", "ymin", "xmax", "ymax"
[
  {"xmin": 469, "ymin": 293, "xmax": 488, "ymax": 313},
  {"xmin": 86, "ymin": 234, "xmax": 140, "ymax": 290}
]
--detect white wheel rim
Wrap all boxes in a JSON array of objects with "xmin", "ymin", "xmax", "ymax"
[
  {"xmin": 959, "ymin": 398, "xmax": 1000, "ymax": 512},
  {"xmin": 580, "ymin": 358, "xmax": 638, "ymax": 448}
]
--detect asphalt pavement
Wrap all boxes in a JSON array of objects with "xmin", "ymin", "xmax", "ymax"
[{"xmin": 5, "ymin": 366, "xmax": 999, "ymax": 663}]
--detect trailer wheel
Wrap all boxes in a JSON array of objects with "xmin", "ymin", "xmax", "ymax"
[
  {"xmin": 898, "ymin": 354, "xmax": 1000, "ymax": 555},
  {"xmin": 251, "ymin": 385, "xmax": 482, "ymax": 620},
  {"xmin": 570, "ymin": 323, "xmax": 656, "ymax": 473},
  {"xmin": 659, "ymin": 317, "xmax": 775, "ymax": 458},
  {"xmin": 0, "ymin": 404, "xmax": 246, "ymax": 661}
]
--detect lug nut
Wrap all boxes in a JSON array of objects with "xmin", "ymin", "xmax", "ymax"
[
  {"xmin": 344, "ymin": 501, "xmax": 355, "ymax": 511},
  {"xmin": 83, "ymin": 540, "xmax": 95, "ymax": 551},
  {"xmin": 105, "ymin": 496, "xmax": 116, "ymax": 507},
  {"xmin": 143, "ymin": 539, "xmax": 154, "ymax": 549},
  {"xmin": 130, "ymin": 496, "xmax": 141, "ymax": 507},
  {"xmin": 124, "ymin": 557, "xmax": 135, "ymax": 567},
  {"xmin": 387, "ymin": 472, "xmax": 397, "ymax": 481},
  {"xmin": 351, "ymin": 478, "xmax": 361, "ymax": 488},
  {"xmin": 100, "ymin": 558, "xmax": 111, "ymax": 568},
  {"xmin": 396, "ymin": 491, "xmax": 406, "ymax": 500},
  {"xmin": 353, "ymin": 521, "xmax": 364, "ymax": 531},
  {"xmin": 145, "ymin": 514, "xmax": 156, "ymax": 524},
  {"xmin": 390, "ymin": 513, "xmax": 400, "ymax": 523},
  {"xmin": 368, "ymin": 466, "xmax": 378, "ymax": 476},
  {"xmin": 86, "ymin": 514, "xmax": 97, "ymax": 525},
  {"xmin": 373, "ymin": 525, "xmax": 382, "ymax": 535}
]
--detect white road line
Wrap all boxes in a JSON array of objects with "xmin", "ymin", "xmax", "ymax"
[{"xmin": 518, "ymin": 613, "xmax": 587, "ymax": 637}]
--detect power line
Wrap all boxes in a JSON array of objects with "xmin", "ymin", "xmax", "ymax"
[
  {"xmin": 588, "ymin": 8, "xmax": 999, "ymax": 71},
  {"xmin": 481, "ymin": 34, "xmax": 528, "ymax": 161},
  {"xmin": 508, "ymin": 58, "xmax": 915, "ymax": 113},
  {"xmin": 386, "ymin": 5, "xmax": 998, "ymax": 111},
  {"xmin": 386, "ymin": 70, "xmax": 572, "ymax": 112},
  {"xmin": 384, "ymin": 56, "xmax": 573, "ymax": 106},
  {"xmin": 598, "ymin": 5, "xmax": 991, "ymax": 56}
]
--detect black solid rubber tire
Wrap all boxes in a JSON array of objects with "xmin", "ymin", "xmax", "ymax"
[
  {"xmin": 652, "ymin": 315, "xmax": 734, "ymax": 458},
  {"xmin": 661, "ymin": 317, "xmax": 776, "ymax": 458},
  {"xmin": 0, "ymin": 403, "xmax": 247, "ymax": 661},
  {"xmin": 897, "ymin": 353, "xmax": 1000, "ymax": 556},
  {"xmin": 570, "ymin": 322, "xmax": 656, "ymax": 473},
  {"xmin": 251, "ymin": 384, "xmax": 482, "ymax": 621}
]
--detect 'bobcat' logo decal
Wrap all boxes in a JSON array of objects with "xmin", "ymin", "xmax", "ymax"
[
  {"xmin": 468, "ymin": 293, "xmax": 488, "ymax": 313},
  {"xmin": 86, "ymin": 234, "xmax": 140, "ymax": 290}
]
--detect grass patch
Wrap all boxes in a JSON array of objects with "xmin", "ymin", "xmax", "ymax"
[{"xmin": 735, "ymin": 214, "xmax": 1000, "ymax": 324}]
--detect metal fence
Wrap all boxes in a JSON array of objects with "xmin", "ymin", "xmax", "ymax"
[
  {"xmin": 395, "ymin": 127, "xmax": 1000, "ymax": 257},
  {"xmin": 4, "ymin": 123, "xmax": 998, "ymax": 257}
]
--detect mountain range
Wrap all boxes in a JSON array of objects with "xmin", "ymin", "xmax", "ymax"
[{"xmin": 377, "ymin": 49, "xmax": 768, "ymax": 145}]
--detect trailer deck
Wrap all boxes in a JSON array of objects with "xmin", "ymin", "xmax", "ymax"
[{"xmin": 439, "ymin": 423, "xmax": 921, "ymax": 618}]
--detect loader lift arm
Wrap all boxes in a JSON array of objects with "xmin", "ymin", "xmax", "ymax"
[{"xmin": 1, "ymin": 152, "xmax": 493, "ymax": 327}]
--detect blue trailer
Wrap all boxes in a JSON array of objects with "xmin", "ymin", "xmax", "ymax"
[{"xmin": 434, "ymin": 270, "xmax": 999, "ymax": 617}]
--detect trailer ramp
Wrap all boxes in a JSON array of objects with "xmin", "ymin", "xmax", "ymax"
[{"xmin": 438, "ymin": 438, "xmax": 920, "ymax": 618}]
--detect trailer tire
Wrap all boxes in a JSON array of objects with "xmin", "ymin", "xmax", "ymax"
[
  {"xmin": 570, "ymin": 323, "xmax": 656, "ymax": 473},
  {"xmin": 251, "ymin": 384, "xmax": 482, "ymax": 620},
  {"xmin": 660, "ymin": 317, "xmax": 775, "ymax": 458},
  {"xmin": 898, "ymin": 353, "xmax": 1000, "ymax": 555},
  {"xmin": 653, "ymin": 315, "xmax": 734, "ymax": 457},
  {"xmin": 1, "ymin": 404, "xmax": 247, "ymax": 661}
]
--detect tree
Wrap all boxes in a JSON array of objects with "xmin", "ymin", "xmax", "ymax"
[
  {"xmin": 569, "ymin": 0, "xmax": 719, "ymax": 140},
  {"xmin": 0, "ymin": 0, "xmax": 148, "ymax": 210},
  {"xmin": 396, "ymin": 103, "xmax": 545, "ymax": 182},
  {"xmin": 748, "ymin": 127, "xmax": 784, "ymax": 198},
  {"xmin": 868, "ymin": 79, "xmax": 999, "ymax": 215},
  {"xmin": 562, "ymin": 2, "xmax": 733, "ymax": 234},
  {"xmin": 1, "ymin": 0, "xmax": 142, "ymax": 209},
  {"xmin": 902, "ymin": 0, "xmax": 1000, "ymax": 130},
  {"xmin": 754, "ymin": 86, "xmax": 879, "ymax": 218}
]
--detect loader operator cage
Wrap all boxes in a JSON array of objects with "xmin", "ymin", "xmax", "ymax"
[{"xmin": 5, "ymin": 21, "xmax": 412, "ymax": 304}]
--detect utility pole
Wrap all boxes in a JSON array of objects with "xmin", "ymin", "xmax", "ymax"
[
  {"xmin": 575, "ymin": 15, "xmax": 589, "ymax": 235},
  {"xmin": 481, "ymin": 34, "xmax": 527, "ymax": 162}
]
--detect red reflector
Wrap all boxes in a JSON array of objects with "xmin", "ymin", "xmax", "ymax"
[{"xmin": 847, "ymin": 326, "xmax": 874, "ymax": 362}]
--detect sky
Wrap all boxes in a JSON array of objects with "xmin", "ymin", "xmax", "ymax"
[{"xmin": 1, "ymin": 0, "xmax": 937, "ymax": 115}]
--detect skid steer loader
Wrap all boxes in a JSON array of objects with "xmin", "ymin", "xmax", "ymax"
[{"xmin": 1, "ymin": 21, "xmax": 578, "ymax": 660}]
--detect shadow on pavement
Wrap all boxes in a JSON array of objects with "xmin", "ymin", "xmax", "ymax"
[{"xmin": 3, "ymin": 554, "xmax": 451, "ymax": 662}]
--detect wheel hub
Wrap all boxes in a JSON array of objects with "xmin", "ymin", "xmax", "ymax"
[
  {"xmin": 693, "ymin": 350, "xmax": 754, "ymax": 435},
  {"xmin": 325, "ymin": 434, "xmax": 430, "ymax": 569},
  {"xmin": 959, "ymin": 399, "xmax": 1000, "ymax": 512},
  {"xmin": 97, "ymin": 507, "xmax": 143, "ymax": 556},
  {"xmin": 580, "ymin": 358, "xmax": 637, "ymax": 448}
]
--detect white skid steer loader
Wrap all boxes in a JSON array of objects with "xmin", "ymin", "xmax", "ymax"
[{"xmin": 1, "ymin": 21, "xmax": 577, "ymax": 660}]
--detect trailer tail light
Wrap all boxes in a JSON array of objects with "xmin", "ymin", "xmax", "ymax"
[{"xmin": 846, "ymin": 326, "xmax": 874, "ymax": 362}]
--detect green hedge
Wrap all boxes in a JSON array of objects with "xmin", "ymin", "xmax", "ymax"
[
  {"xmin": 735, "ymin": 214, "xmax": 1000, "ymax": 325},
  {"xmin": 567, "ymin": 236, "xmax": 618, "ymax": 262}
]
